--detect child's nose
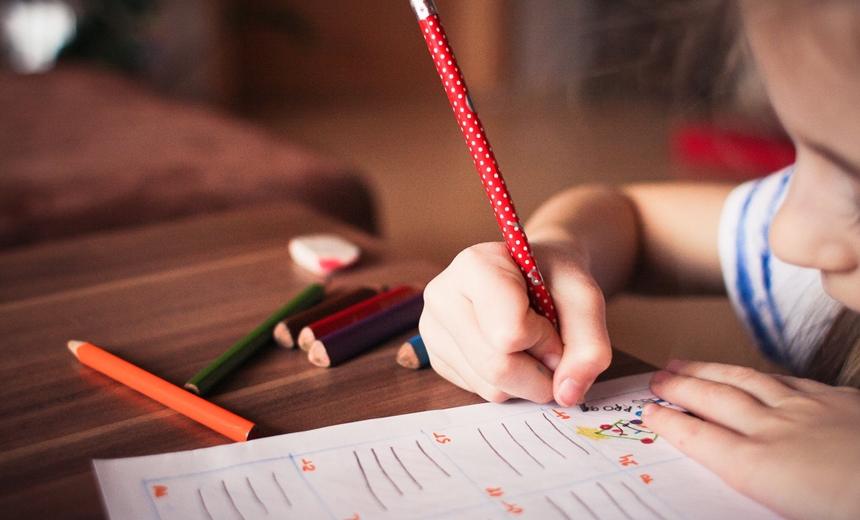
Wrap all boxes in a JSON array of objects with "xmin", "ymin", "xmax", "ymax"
[{"xmin": 769, "ymin": 172, "xmax": 856, "ymax": 273}]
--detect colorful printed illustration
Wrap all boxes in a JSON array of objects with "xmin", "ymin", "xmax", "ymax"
[{"xmin": 576, "ymin": 418, "xmax": 657, "ymax": 444}]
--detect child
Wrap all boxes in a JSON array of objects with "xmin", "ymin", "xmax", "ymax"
[{"xmin": 418, "ymin": 1, "xmax": 860, "ymax": 518}]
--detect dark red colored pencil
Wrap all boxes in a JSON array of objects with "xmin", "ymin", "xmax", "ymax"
[
  {"xmin": 308, "ymin": 292, "xmax": 424, "ymax": 367},
  {"xmin": 296, "ymin": 285, "xmax": 417, "ymax": 351},
  {"xmin": 273, "ymin": 286, "xmax": 380, "ymax": 348}
]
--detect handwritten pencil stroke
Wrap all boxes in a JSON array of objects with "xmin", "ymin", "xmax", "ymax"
[
  {"xmin": 571, "ymin": 490, "xmax": 600, "ymax": 520},
  {"xmin": 526, "ymin": 419, "xmax": 565, "ymax": 458},
  {"xmin": 220, "ymin": 480, "xmax": 247, "ymax": 520},
  {"xmin": 546, "ymin": 495, "xmax": 572, "ymax": 520},
  {"xmin": 245, "ymin": 476, "xmax": 268, "ymax": 514},
  {"xmin": 416, "ymin": 439, "xmax": 451, "ymax": 477},
  {"xmin": 272, "ymin": 472, "xmax": 292, "ymax": 507},
  {"xmin": 596, "ymin": 482, "xmax": 633, "ymax": 520},
  {"xmin": 354, "ymin": 450, "xmax": 387, "ymax": 511},
  {"xmin": 391, "ymin": 446, "xmax": 423, "ymax": 490},
  {"xmin": 620, "ymin": 481, "xmax": 667, "ymax": 520},
  {"xmin": 197, "ymin": 488, "xmax": 213, "ymax": 520},
  {"xmin": 371, "ymin": 447, "xmax": 403, "ymax": 495},
  {"xmin": 478, "ymin": 427, "xmax": 522, "ymax": 477},
  {"xmin": 224, "ymin": 480, "xmax": 248, "ymax": 519},
  {"xmin": 542, "ymin": 413, "xmax": 590, "ymax": 454},
  {"xmin": 502, "ymin": 422, "xmax": 545, "ymax": 469}
]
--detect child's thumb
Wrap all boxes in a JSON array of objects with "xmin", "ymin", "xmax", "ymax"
[{"xmin": 551, "ymin": 290, "xmax": 612, "ymax": 407}]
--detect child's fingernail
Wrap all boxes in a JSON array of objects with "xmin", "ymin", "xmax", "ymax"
[
  {"xmin": 641, "ymin": 402, "xmax": 660, "ymax": 415},
  {"xmin": 557, "ymin": 378, "xmax": 583, "ymax": 408},
  {"xmin": 651, "ymin": 370, "xmax": 671, "ymax": 384},
  {"xmin": 578, "ymin": 381, "xmax": 593, "ymax": 403}
]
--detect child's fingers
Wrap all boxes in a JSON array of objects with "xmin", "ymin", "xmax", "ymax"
[
  {"xmin": 649, "ymin": 370, "xmax": 771, "ymax": 435},
  {"xmin": 418, "ymin": 331, "xmax": 473, "ymax": 393},
  {"xmin": 420, "ymin": 312, "xmax": 508, "ymax": 400},
  {"xmin": 458, "ymin": 243, "xmax": 562, "ymax": 359},
  {"xmin": 427, "ymin": 357, "xmax": 476, "ymax": 395},
  {"xmin": 521, "ymin": 314, "xmax": 564, "ymax": 372},
  {"xmin": 770, "ymin": 373, "xmax": 832, "ymax": 393},
  {"xmin": 455, "ymin": 321, "xmax": 555, "ymax": 404},
  {"xmin": 420, "ymin": 293, "xmax": 553, "ymax": 403},
  {"xmin": 665, "ymin": 360, "xmax": 794, "ymax": 406},
  {"xmin": 429, "ymin": 347, "xmax": 515, "ymax": 403},
  {"xmin": 470, "ymin": 267, "xmax": 566, "ymax": 373},
  {"xmin": 549, "ymin": 275, "xmax": 612, "ymax": 407},
  {"xmin": 640, "ymin": 404, "xmax": 746, "ymax": 485}
]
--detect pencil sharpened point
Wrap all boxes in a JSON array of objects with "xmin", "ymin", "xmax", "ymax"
[
  {"xmin": 184, "ymin": 383, "xmax": 201, "ymax": 395},
  {"xmin": 396, "ymin": 343, "xmax": 420, "ymax": 369},
  {"xmin": 308, "ymin": 341, "xmax": 331, "ymax": 368},
  {"xmin": 273, "ymin": 322, "xmax": 294, "ymax": 348},
  {"xmin": 67, "ymin": 340, "xmax": 85, "ymax": 355}
]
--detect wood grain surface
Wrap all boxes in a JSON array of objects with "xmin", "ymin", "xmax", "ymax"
[{"xmin": 0, "ymin": 203, "xmax": 653, "ymax": 519}]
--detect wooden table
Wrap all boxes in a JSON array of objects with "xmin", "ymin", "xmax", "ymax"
[{"xmin": 0, "ymin": 204, "xmax": 652, "ymax": 519}]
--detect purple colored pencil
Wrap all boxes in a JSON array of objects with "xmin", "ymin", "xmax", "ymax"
[{"xmin": 308, "ymin": 292, "xmax": 424, "ymax": 367}]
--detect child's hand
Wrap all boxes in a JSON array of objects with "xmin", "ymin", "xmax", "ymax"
[
  {"xmin": 644, "ymin": 360, "xmax": 860, "ymax": 520},
  {"xmin": 419, "ymin": 241, "xmax": 612, "ymax": 406}
]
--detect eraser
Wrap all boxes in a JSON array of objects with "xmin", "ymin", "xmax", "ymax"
[{"xmin": 288, "ymin": 234, "xmax": 361, "ymax": 275}]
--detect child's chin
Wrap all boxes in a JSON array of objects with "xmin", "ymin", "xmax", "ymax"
[{"xmin": 821, "ymin": 273, "xmax": 860, "ymax": 311}]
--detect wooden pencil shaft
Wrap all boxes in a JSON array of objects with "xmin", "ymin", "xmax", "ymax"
[
  {"xmin": 274, "ymin": 286, "xmax": 379, "ymax": 347},
  {"xmin": 318, "ymin": 292, "xmax": 424, "ymax": 366},
  {"xmin": 298, "ymin": 285, "xmax": 416, "ymax": 350},
  {"xmin": 72, "ymin": 342, "xmax": 255, "ymax": 442},
  {"xmin": 186, "ymin": 283, "xmax": 325, "ymax": 395},
  {"xmin": 411, "ymin": 336, "xmax": 430, "ymax": 367},
  {"xmin": 185, "ymin": 334, "xmax": 267, "ymax": 395}
]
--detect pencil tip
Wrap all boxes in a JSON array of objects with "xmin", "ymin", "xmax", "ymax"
[
  {"xmin": 273, "ymin": 322, "xmax": 294, "ymax": 348},
  {"xmin": 297, "ymin": 328, "xmax": 314, "ymax": 351},
  {"xmin": 307, "ymin": 341, "xmax": 331, "ymax": 368},
  {"xmin": 396, "ymin": 342, "xmax": 419, "ymax": 369},
  {"xmin": 184, "ymin": 383, "xmax": 201, "ymax": 395},
  {"xmin": 67, "ymin": 340, "xmax": 84, "ymax": 356}
]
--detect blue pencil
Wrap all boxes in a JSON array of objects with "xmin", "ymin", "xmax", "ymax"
[{"xmin": 396, "ymin": 334, "xmax": 429, "ymax": 369}]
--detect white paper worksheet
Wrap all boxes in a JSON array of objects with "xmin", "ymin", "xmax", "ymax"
[{"xmin": 94, "ymin": 373, "xmax": 781, "ymax": 519}]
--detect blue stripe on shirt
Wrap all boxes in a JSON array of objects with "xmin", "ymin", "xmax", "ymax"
[
  {"xmin": 735, "ymin": 177, "xmax": 784, "ymax": 363},
  {"xmin": 759, "ymin": 169, "xmax": 792, "ymax": 347}
]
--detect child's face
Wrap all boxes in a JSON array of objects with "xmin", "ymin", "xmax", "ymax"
[{"xmin": 743, "ymin": 1, "xmax": 860, "ymax": 311}]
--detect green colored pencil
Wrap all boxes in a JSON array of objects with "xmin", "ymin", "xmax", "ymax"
[{"xmin": 185, "ymin": 283, "xmax": 325, "ymax": 396}]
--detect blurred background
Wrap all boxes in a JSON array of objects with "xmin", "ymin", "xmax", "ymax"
[{"xmin": 1, "ymin": 0, "xmax": 794, "ymax": 372}]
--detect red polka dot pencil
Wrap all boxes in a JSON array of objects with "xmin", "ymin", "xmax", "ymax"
[{"xmin": 409, "ymin": 0, "xmax": 558, "ymax": 328}]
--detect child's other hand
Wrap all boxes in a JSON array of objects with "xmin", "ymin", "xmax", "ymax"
[
  {"xmin": 419, "ymin": 241, "xmax": 611, "ymax": 406},
  {"xmin": 644, "ymin": 360, "xmax": 860, "ymax": 520}
]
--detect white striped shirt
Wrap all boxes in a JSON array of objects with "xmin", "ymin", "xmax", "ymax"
[{"xmin": 718, "ymin": 166, "xmax": 841, "ymax": 372}]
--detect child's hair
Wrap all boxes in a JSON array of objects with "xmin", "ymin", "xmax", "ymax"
[
  {"xmin": 583, "ymin": 0, "xmax": 764, "ymax": 114},
  {"xmin": 591, "ymin": 0, "xmax": 860, "ymax": 388},
  {"xmin": 807, "ymin": 310, "xmax": 860, "ymax": 387}
]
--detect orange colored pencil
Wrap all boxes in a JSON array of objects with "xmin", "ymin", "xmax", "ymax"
[{"xmin": 68, "ymin": 340, "xmax": 256, "ymax": 442}]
